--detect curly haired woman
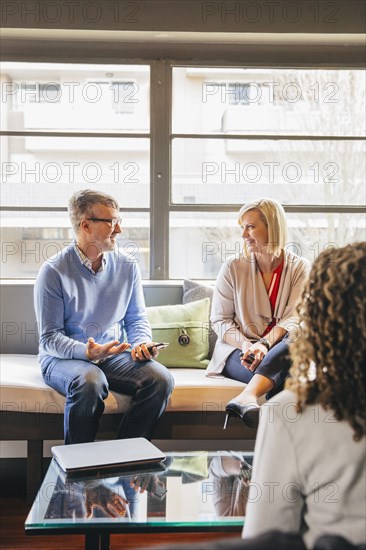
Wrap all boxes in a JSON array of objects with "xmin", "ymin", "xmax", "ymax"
[{"xmin": 243, "ymin": 242, "xmax": 366, "ymax": 548}]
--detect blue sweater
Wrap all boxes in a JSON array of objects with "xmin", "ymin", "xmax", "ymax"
[{"xmin": 34, "ymin": 244, "xmax": 152, "ymax": 367}]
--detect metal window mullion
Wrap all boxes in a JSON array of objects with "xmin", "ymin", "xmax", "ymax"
[
  {"xmin": 0, "ymin": 131, "xmax": 149, "ymax": 139},
  {"xmin": 150, "ymin": 60, "xmax": 171, "ymax": 279},
  {"xmin": 168, "ymin": 205, "xmax": 366, "ymax": 214},
  {"xmin": 0, "ymin": 207, "xmax": 150, "ymax": 212},
  {"xmin": 171, "ymin": 134, "xmax": 365, "ymax": 141},
  {"xmin": 2, "ymin": 205, "xmax": 364, "ymax": 214}
]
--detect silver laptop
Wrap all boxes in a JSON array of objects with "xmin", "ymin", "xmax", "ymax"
[{"xmin": 51, "ymin": 437, "xmax": 166, "ymax": 473}]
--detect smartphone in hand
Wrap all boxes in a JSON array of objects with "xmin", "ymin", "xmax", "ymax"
[
  {"xmin": 148, "ymin": 477, "xmax": 167, "ymax": 501},
  {"xmin": 240, "ymin": 352, "xmax": 255, "ymax": 365},
  {"xmin": 146, "ymin": 342, "xmax": 170, "ymax": 353}
]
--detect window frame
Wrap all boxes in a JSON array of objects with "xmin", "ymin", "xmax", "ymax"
[
  {"xmin": 162, "ymin": 60, "xmax": 366, "ymax": 278},
  {"xmin": 1, "ymin": 54, "xmax": 365, "ymax": 280}
]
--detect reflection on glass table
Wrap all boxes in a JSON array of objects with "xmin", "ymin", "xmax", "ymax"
[{"xmin": 26, "ymin": 451, "xmax": 253, "ymax": 530}]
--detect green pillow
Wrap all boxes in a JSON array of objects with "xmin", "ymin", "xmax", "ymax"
[{"xmin": 146, "ymin": 298, "xmax": 210, "ymax": 368}]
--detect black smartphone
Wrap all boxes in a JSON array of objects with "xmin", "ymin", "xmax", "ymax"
[
  {"xmin": 146, "ymin": 476, "xmax": 167, "ymax": 501},
  {"xmin": 150, "ymin": 482, "xmax": 168, "ymax": 501},
  {"xmin": 239, "ymin": 352, "xmax": 255, "ymax": 365},
  {"xmin": 146, "ymin": 342, "xmax": 170, "ymax": 353}
]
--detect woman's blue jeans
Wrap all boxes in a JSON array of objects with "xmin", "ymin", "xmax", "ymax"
[
  {"xmin": 222, "ymin": 337, "xmax": 291, "ymax": 400},
  {"xmin": 41, "ymin": 352, "xmax": 175, "ymax": 444}
]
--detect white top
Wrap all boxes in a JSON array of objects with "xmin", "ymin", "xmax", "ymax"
[
  {"xmin": 206, "ymin": 251, "xmax": 310, "ymax": 375},
  {"xmin": 243, "ymin": 390, "xmax": 366, "ymax": 548}
]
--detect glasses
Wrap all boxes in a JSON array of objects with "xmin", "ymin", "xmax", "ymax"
[{"xmin": 86, "ymin": 217, "xmax": 122, "ymax": 229}]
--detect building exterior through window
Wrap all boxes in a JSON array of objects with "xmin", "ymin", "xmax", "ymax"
[{"xmin": 1, "ymin": 63, "xmax": 365, "ymax": 279}]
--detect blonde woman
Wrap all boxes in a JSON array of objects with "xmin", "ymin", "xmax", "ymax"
[
  {"xmin": 243, "ymin": 242, "xmax": 366, "ymax": 547},
  {"xmin": 206, "ymin": 198, "xmax": 310, "ymax": 428}
]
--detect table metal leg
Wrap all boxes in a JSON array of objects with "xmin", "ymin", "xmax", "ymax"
[
  {"xmin": 27, "ymin": 440, "xmax": 43, "ymax": 503},
  {"xmin": 85, "ymin": 532, "xmax": 110, "ymax": 550}
]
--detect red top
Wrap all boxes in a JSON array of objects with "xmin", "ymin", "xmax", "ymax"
[{"xmin": 261, "ymin": 260, "xmax": 284, "ymax": 337}]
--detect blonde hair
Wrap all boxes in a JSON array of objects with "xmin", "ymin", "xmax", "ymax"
[
  {"xmin": 287, "ymin": 242, "xmax": 366, "ymax": 441},
  {"xmin": 238, "ymin": 198, "xmax": 288, "ymax": 258}
]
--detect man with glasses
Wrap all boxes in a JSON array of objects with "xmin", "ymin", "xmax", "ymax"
[{"xmin": 34, "ymin": 189, "xmax": 174, "ymax": 444}]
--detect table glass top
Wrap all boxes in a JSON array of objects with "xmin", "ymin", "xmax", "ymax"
[{"xmin": 25, "ymin": 451, "xmax": 253, "ymax": 532}]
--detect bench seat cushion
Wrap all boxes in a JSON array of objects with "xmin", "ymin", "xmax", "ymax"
[{"xmin": 0, "ymin": 354, "xmax": 246, "ymax": 414}]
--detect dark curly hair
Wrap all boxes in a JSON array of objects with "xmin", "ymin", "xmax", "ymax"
[{"xmin": 287, "ymin": 242, "xmax": 366, "ymax": 441}]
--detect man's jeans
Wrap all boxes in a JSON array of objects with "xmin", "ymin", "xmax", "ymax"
[{"xmin": 41, "ymin": 352, "xmax": 175, "ymax": 444}]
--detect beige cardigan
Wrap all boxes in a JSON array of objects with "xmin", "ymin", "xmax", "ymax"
[{"xmin": 206, "ymin": 251, "xmax": 310, "ymax": 376}]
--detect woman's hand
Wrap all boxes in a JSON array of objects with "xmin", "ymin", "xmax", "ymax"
[{"xmin": 240, "ymin": 342, "xmax": 268, "ymax": 372}]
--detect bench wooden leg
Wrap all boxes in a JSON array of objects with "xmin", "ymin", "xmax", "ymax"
[{"xmin": 26, "ymin": 440, "xmax": 43, "ymax": 503}]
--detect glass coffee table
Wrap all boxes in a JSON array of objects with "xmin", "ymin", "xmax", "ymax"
[{"xmin": 25, "ymin": 450, "xmax": 253, "ymax": 550}]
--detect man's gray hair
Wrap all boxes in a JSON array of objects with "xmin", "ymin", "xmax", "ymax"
[{"xmin": 68, "ymin": 189, "xmax": 119, "ymax": 233}]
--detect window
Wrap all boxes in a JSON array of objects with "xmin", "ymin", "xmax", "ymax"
[
  {"xmin": 16, "ymin": 83, "xmax": 62, "ymax": 105},
  {"xmin": 170, "ymin": 67, "xmax": 365, "ymax": 278},
  {"xmin": 111, "ymin": 82, "xmax": 138, "ymax": 114},
  {"xmin": 1, "ymin": 62, "xmax": 150, "ymax": 278},
  {"xmin": 1, "ymin": 62, "xmax": 365, "ymax": 280},
  {"xmin": 88, "ymin": 81, "xmax": 137, "ymax": 114}
]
